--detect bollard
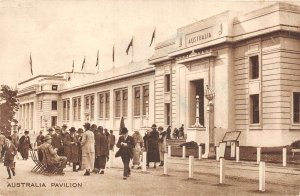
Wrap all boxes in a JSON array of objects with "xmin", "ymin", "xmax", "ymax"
[
  {"xmin": 283, "ymin": 147, "xmax": 287, "ymax": 167},
  {"xmin": 216, "ymin": 147, "xmax": 220, "ymax": 161},
  {"xmin": 189, "ymin": 156, "xmax": 194, "ymax": 178},
  {"xmin": 168, "ymin": 145, "xmax": 171, "ymax": 158},
  {"xmin": 259, "ymin": 162, "xmax": 266, "ymax": 192},
  {"xmin": 219, "ymin": 158, "xmax": 225, "ymax": 184},
  {"xmin": 230, "ymin": 142, "xmax": 236, "ymax": 158},
  {"xmin": 198, "ymin": 145, "xmax": 202, "ymax": 160},
  {"xmin": 257, "ymin": 147, "xmax": 261, "ymax": 164},
  {"xmin": 236, "ymin": 146, "xmax": 240, "ymax": 162},
  {"xmin": 182, "ymin": 146, "xmax": 186, "ymax": 159},
  {"xmin": 142, "ymin": 151, "xmax": 147, "ymax": 172},
  {"xmin": 164, "ymin": 153, "xmax": 168, "ymax": 175}
]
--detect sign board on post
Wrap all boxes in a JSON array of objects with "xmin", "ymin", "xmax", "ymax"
[{"xmin": 218, "ymin": 142, "xmax": 226, "ymax": 158}]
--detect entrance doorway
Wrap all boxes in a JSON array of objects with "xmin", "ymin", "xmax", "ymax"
[
  {"xmin": 51, "ymin": 116, "xmax": 57, "ymax": 127},
  {"xmin": 189, "ymin": 79, "xmax": 204, "ymax": 127}
]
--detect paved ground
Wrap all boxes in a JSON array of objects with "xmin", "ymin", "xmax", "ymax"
[{"xmin": 0, "ymin": 154, "xmax": 299, "ymax": 196}]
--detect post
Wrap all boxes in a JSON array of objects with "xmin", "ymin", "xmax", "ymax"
[
  {"xmin": 142, "ymin": 151, "xmax": 147, "ymax": 172},
  {"xmin": 163, "ymin": 153, "xmax": 168, "ymax": 175},
  {"xmin": 283, "ymin": 147, "xmax": 287, "ymax": 167},
  {"xmin": 257, "ymin": 147, "xmax": 261, "ymax": 164},
  {"xmin": 216, "ymin": 146, "xmax": 220, "ymax": 161},
  {"xmin": 230, "ymin": 142, "xmax": 236, "ymax": 158},
  {"xmin": 189, "ymin": 156, "xmax": 194, "ymax": 178},
  {"xmin": 259, "ymin": 162, "xmax": 266, "ymax": 192},
  {"xmin": 219, "ymin": 158, "xmax": 225, "ymax": 184},
  {"xmin": 182, "ymin": 146, "xmax": 186, "ymax": 159},
  {"xmin": 198, "ymin": 145, "xmax": 202, "ymax": 160},
  {"xmin": 236, "ymin": 146, "xmax": 240, "ymax": 162},
  {"xmin": 168, "ymin": 145, "xmax": 171, "ymax": 158}
]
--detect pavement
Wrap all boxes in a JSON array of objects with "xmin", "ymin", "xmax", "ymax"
[{"xmin": 0, "ymin": 154, "xmax": 299, "ymax": 196}]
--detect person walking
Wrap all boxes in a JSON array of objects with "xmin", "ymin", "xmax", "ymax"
[
  {"xmin": 146, "ymin": 124, "xmax": 160, "ymax": 168},
  {"xmin": 76, "ymin": 128, "xmax": 84, "ymax": 171},
  {"xmin": 18, "ymin": 130, "xmax": 32, "ymax": 160},
  {"xmin": 116, "ymin": 127, "xmax": 134, "ymax": 180},
  {"xmin": 158, "ymin": 126, "xmax": 167, "ymax": 166},
  {"xmin": 1, "ymin": 136, "xmax": 17, "ymax": 179},
  {"xmin": 0, "ymin": 131, "xmax": 6, "ymax": 161},
  {"xmin": 81, "ymin": 123, "xmax": 95, "ymax": 176},
  {"xmin": 64, "ymin": 127, "xmax": 80, "ymax": 172},
  {"xmin": 109, "ymin": 130, "xmax": 116, "ymax": 151},
  {"xmin": 94, "ymin": 126, "xmax": 109, "ymax": 174},
  {"xmin": 132, "ymin": 130, "xmax": 143, "ymax": 169}
]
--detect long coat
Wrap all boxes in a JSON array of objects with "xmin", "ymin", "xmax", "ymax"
[
  {"xmin": 158, "ymin": 131, "xmax": 167, "ymax": 160},
  {"xmin": 1, "ymin": 143, "xmax": 17, "ymax": 168},
  {"xmin": 18, "ymin": 135, "xmax": 31, "ymax": 159},
  {"xmin": 39, "ymin": 143, "xmax": 62, "ymax": 165},
  {"xmin": 116, "ymin": 135, "xmax": 134, "ymax": 158},
  {"xmin": 146, "ymin": 130, "xmax": 160, "ymax": 162},
  {"xmin": 95, "ymin": 133, "xmax": 109, "ymax": 157},
  {"xmin": 81, "ymin": 130, "xmax": 95, "ymax": 170},
  {"xmin": 64, "ymin": 133, "xmax": 79, "ymax": 163}
]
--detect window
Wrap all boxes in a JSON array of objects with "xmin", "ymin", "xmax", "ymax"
[
  {"xmin": 99, "ymin": 94, "xmax": 104, "ymax": 118},
  {"xmin": 122, "ymin": 89, "xmax": 128, "ymax": 117},
  {"xmin": 52, "ymin": 85, "xmax": 58, "ymax": 90},
  {"xmin": 51, "ymin": 100, "xmax": 57, "ymax": 110},
  {"xmin": 63, "ymin": 99, "xmax": 70, "ymax": 121},
  {"xmin": 73, "ymin": 97, "xmax": 81, "ymax": 121},
  {"xmin": 250, "ymin": 94, "xmax": 259, "ymax": 124},
  {"xmin": 105, "ymin": 93, "xmax": 110, "ymax": 118},
  {"xmin": 293, "ymin": 92, "xmax": 300, "ymax": 123},
  {"xmin": 143, "ymin": 85, "xmax": 149, "ymax": 115},
  {"xmin": 134, "ymin": 87, "xmax": 140, "ymax": 116},
  {"xmin": 165, "ymin": 74, "xmax": 171, "ymax": 92},
  {"xmin": 84, "ymin": 94, "xmax": 94, "ymax": 121},
  {"xmin": 115, "ymin": 91, "xmax": 121, "ymax": 117},
  {"xmin": 249, "ymin": 55, "xmax": 259, "ymax": 79},
  {"xmin": 40, "ymin": 101, "xmax": 43, "ymax": 110},
  {"xmin": 51, "ymin": 116, "xmax": 57, "ymax": 127}
]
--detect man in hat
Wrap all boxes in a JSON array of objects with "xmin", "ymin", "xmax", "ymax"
[
  {"xmin": 36, "ymin": 131, "xmax": 44, "ymax": 147},
  {"xmin": 146, "ymin": 124, "xmax": 160, "ymax": 168},
  {"xmin": 116, "ymin": 127, "xmax": 134, "ymax": 180},
  {"xmin": 76, "ymin": 128, "xmax": 84, "ymax": 171},
  {"xmin": 94, "ymin": 126, "xmax": 109, "ymax": 174},
  {"xmin": 64, "ymin": 127, "xmax": 79, "ymax": 171},
  {"xmin": 49, "ymin": 128, "xmax": 63, "ymax": 156},
  {"xmin": 81, "ymin": 123, "xmax": 95, "ymax": 176},
  {"xmin": 0, "ymin": 131, "xmax": 6, "ymax": 161},
  {"xmin": 38, "ymin": 135, "xmax": 67, "ymax": 174},
  {"xmin": 1, "ymin": 136, "xmax": 17, "ymax": 179},
  {"xmin": 11, "ymin": 130, "xmax": 19, "ymax": 150},
  {"xmin": 18, "ymin": 130, "xmax": 32, "ymax": 160}
]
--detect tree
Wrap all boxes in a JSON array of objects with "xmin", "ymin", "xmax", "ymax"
[{"xmin": 0, "ymin": 85, "xmax": 19, "ymax": 136}]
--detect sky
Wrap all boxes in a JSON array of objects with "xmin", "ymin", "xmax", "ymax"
[{"xmin": 0, "ymin": 0, "xmax": 299, "ymax": 88}]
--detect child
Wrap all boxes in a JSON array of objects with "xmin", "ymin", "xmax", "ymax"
[{"xmin": 1, "ymin": 136, "xmax": 17, "ymax": 179}]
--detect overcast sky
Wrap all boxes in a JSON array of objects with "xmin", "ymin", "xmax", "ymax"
[{"xmin": 0, "ymin": 0, "xmax": 299, "ymax": 87}]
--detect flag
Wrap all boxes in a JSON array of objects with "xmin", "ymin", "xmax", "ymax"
[
  {"xmin": 72, "ymin": 60, "xmax": 74, "ymax": 73},
  {"xmin": 119, "ymin": 116, "xmax": 125, "ymax": 135},
  {"xmin": 81, "ymin": 56, "xmax": 86, "ymax": 71},
  {"xmin": 126, "ymin": 38, "xmax": 133, "ymax": 55},
  {"xmin": 112, "ymin": 45, "xmax": 115, "ymax": 62},
  {"xmin": 95, "ymin": 50, "xmax": 99, "ymax": 67},
  {"xmin": 29, "ymin": 53, "xmax": 33, "ymax": 75},
  {"xmin": 149, "ymin": 28, "xmax": 156, "ymax": 47}
]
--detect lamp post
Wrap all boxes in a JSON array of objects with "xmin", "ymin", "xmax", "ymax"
[
  {"xmin": 192, "ymin": 95, "xmax": 203, "ymax": 127},
  {"xmin": 203, "ymin": 85, "xmax": 215, "ymax": 158}
]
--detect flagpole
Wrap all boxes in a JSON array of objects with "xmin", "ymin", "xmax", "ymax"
[{"xmin": 131, "ymin": 36, "xmax": 134, "ymax": 63}]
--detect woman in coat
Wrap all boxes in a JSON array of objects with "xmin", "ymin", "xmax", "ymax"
[
  {"xmin": 146, "ymin": 124, "xmax": 160, "ymax": 168},
  {"xmin": 80, "ymin": 123, "xmax": 95, "ymax": 176},
  {"xmin": 64, "ymin": 127, "xmax": 79, "ymax": 172},
  {"xmin": 132, "ymin": 130, "xmax": 143, "ymax": 169},
  {"xmin": 158, "ymin": 126, "xmax": 167, "ymax": 166},
  {"xmin": 94, "ymin": 126, "xmax": 109, "ymax": 174},
  {"xmin": 18, "ymin": 130, "xmax": 31, "ymax": 160}
]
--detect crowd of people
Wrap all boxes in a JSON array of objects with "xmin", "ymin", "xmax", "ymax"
[{"xmin": 0, "ymin": 122, "xmax": 183, "ymax": 180}]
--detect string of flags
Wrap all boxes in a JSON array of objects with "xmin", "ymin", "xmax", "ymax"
[{"xmin": 29, "ymin": 28, "xmax": 157, "ymax": 75}]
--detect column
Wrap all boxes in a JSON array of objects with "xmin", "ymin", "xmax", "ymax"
[
  {"xmin": 127, "ymin": 85, "xmax": 133, "ymax": 131},
  {"xmin": 109, "ymin": 89, "xmax": 114, "ymax": 130},
  {"xmin": 31, "ymin": 102, "xmax": 34, "ymax": 130},
  {"xmin": 24, "ymin": 104, "xmax": 27, "ymax": 129},
  {"xmin": 94, "ymin": 93, "xmax": 99, "ymax": 125},
  {"xmin": 28, "ymin": 103, "xmax": 32, "ymax": 130},
  {"xmin": 70, "ymin": 98, "xmax": 74, "ymax": 126},
  {"xmin": 81, "ymin": 95, "xmax": 85, "ymax": 124}
]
